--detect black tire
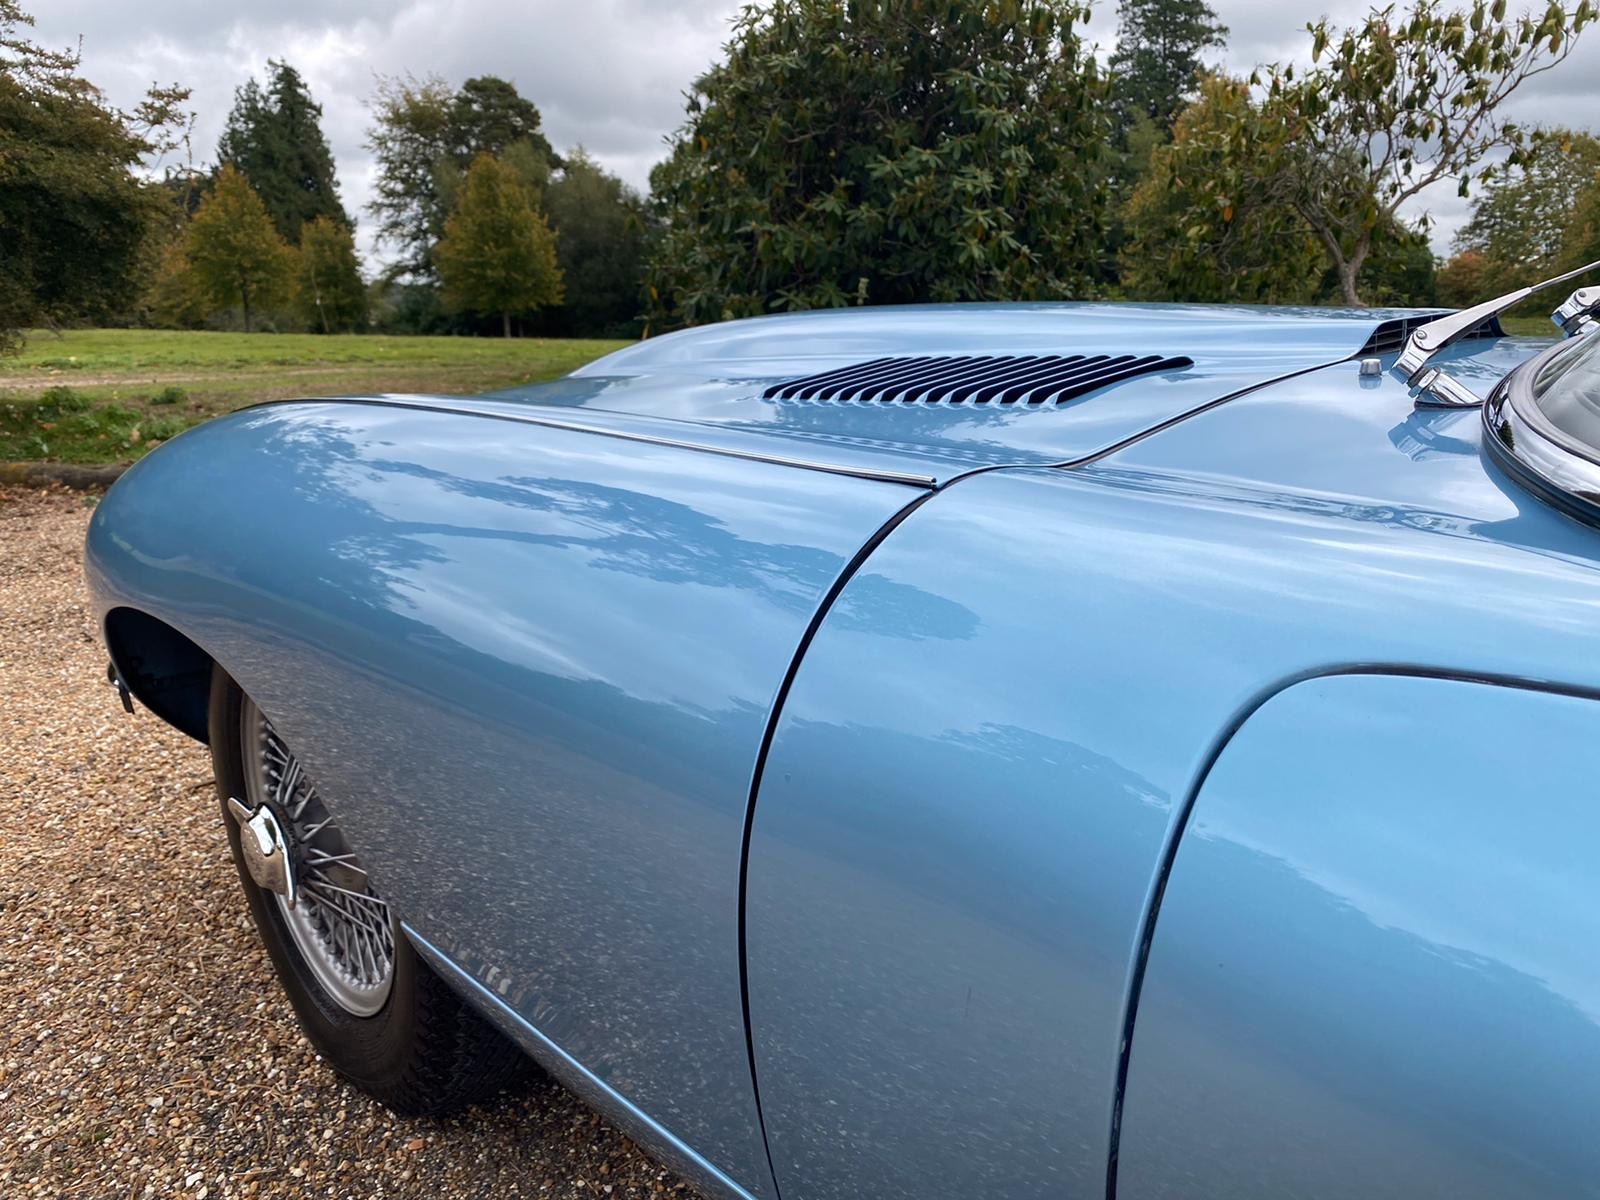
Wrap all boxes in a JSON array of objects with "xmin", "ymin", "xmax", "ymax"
[{"xmin": 209, "ymin": 666, "xmax": 529, "ymax": 1115}]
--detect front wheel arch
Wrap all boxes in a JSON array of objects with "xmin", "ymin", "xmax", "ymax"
[{"xmin": 103, "ymin": 607, "xmax": 213, "ymax": 742}]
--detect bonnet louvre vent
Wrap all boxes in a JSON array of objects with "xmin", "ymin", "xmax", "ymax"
[
  {"xmin": 761, "ymin": 353, "xmax": 1193, "ymax": 405},
  {"xmin": 1359, "ymin": 313, "xmax": 1504, "ymax": 357}
]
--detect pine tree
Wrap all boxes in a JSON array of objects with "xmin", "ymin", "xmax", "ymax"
[
  {"xmin": 217, "ymin": 60, "xmax": 349, "ymax": 242},
  {"xmin": 187, "ymin": 164, "xmax": 295, "ymax": 331},
  {"xmin": 435, "ymin": 153, "xmax": 562, "ymax": 337},
  {"xmin": 1108, "ymin": 0, "xmax": 1228, "ymax": 132}
]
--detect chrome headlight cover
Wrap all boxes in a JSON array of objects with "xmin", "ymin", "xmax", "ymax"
[{"xmin": 1483, "ymin": 335, "xmax": 1600, "ymax": 525}]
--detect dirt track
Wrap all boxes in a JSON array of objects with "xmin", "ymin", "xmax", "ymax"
[{"xmin": 0, "ymin": 487, "xmax": 699, "ymax": 1199}]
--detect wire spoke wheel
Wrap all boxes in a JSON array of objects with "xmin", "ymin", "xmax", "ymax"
[{"xmin": 240, "ymin": 696, "xmax": 395, "ymax": 1017}]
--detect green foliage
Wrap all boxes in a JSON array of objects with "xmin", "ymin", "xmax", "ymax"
[
  {"xmin": 541, "ymin": 149, "xmax": 650, "ymax": 336},
  {"xmin": 1121, "ymin": 76, "xmax": 1321, "ymax": 302},
  {"xmin": 446, "ymin": 76, "xmax": 558, "ymax": 167},
  {"xmin": 144, "ymin": 238, "xmax": 208, "ymax": 329},
  {"xmin": 295, "ymin": 216, "xmax": 367, "ymax": 333},
  {"xmin": 1257, "ymin": 0, "xmax": 1596, "ymax": 303},
  {"xmin": 36, "ymin": 385, "xmax": 90, "ymax": 414},
  {"xmin": 0, "ymin": 0, "xmax": 190, "ymax": 353},
  {"xmin": 1352, "ymin": 219, "xmax": 1438, "ymax": 306},
  {"xmin": 435, "ymin": 154, "xmax": 564, "ymax": 336},
  {"xmin": 366, "ymin": 74, "xmax": 558, "ymax": 282},
  {"xmin": 1121, "ymin": 72, "xmax": 1439, "ymax": 306},
  {"xmin": 0, "ymin": 387, "xmax": 193, "ymax": 462},
  {"xmin": 217, "ymin": 60, "xmax": 350, "ymax": 242},
  {"xmin": 645, "ymin": 0, "xmax": 1109, "ymax": 328},
  {"xmin": 151, "ymin": 385, "xmax": 187, "ymax": 405},
  {"xmin": 1108, "ymin": 0, "xmax": 1228, "ymax": 132},
  {"xmin": 186, "ymin": 164, "xmax": 296, "ymax": 331},
  {"xmin": 1453, "ymin": 128, "xmax": 1600, "ymax": 293},
  {"xmin": 1436, "ymin": 248, "xmax": 1492, "ymax": 306},
  {"xmin": 1563, "ymin": 181, "xmax": 1600, "ymax": 270}
]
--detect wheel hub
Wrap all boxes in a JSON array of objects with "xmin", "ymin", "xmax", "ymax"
[{"xmin": 227, "ymin": 796, "xmax": 298, "ymax": 905}]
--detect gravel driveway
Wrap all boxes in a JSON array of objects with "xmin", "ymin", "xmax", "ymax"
[{"xmin": 1, "ymin": 487, "xmax": 700, "ymax": 1199}]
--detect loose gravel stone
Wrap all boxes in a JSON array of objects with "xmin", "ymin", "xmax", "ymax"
[{"xmin": 0, "ymin": 486, "xmax": 703, "ymax": 1199}]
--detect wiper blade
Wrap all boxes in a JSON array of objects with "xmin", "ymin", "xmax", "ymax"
[{"xmin": 1396, "ymin": 256, "xmax": 1600, "ymax": 408}]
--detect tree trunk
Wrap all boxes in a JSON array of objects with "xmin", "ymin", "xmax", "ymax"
[
  {"xmin": 1302, "ymin": 210, "xmax": 1370, "ymax": 307},
  {"xmin": 1342, "ymin": 233, "xmax": 1373, "ymax": 308},
  {"xmin": 242, "ymin": 281, "xmax": 253, "ymax": 333},
  {"xmin": 502, "ymin": 312, "xmax": 512, "ymax": 339},
  {"xmin": 1336, "ymin": 262, "xmax": 1361, "ymax": 307}
]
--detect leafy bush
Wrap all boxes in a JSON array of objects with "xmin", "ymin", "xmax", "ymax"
[
  {"xmin": 150, "ymin": 385, "xmax": 187, "ymax": 405},
  {"xmin": 140, "ymin": 415, "xmax": 190, "ymax": 442},
  {"xmin": 0, "ymin": 390, "xmax": 190, "ymax": 461},
  {"xmin": 36, "ymin": 386, "xmax": 92, "ymax": 415}
]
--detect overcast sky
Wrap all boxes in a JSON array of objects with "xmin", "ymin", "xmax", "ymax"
[{"xmin": 30, "ymin": 0, "xmax": 1600, "ymax": 271}]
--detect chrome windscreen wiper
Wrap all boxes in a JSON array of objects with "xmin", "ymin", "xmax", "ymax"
[
  {"xmin": 1553, "ymin": 285, "xmax": 1600, "ymax": 337},
  {"xmin": 1396, "ymin": 257, "xmax": 1600, "ymax": 408}
]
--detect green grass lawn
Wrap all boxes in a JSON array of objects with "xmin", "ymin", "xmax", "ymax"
[
  {"xmin": 0, "ymin": 328, "xmax": 629, "ymax": 464},
  {"xmin": 1499, "ymin": 316, "xmax": 1561, "ymax": 338}
]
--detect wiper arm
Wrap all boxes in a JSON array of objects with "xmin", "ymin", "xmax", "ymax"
[
  {"xmin": 1396, "ymin": 256, "xmax": 1600, "ymax": 408},
  {"xmin": 1553, "ymin": 285, "xmax": 1600, "ymax": 337}
]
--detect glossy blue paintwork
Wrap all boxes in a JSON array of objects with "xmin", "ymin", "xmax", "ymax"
[
  {"xmin": 86, "ymin": 301, "xmax": 1600, "ymax": 1200},
  {"xmin": 745, "ymin": 349, "xmax": 1600, "ymax": 1199},
  {"xmin": 1117, "ymin": 675, "xmax": 1600, "ymax": 1199},
  {"xmin": 86, "ymin": 398, "xmax": 921, "ymax": 1200},
  {"xmin": 476, "ymin": 303, "xmax": 1454, "ymax": 477}
]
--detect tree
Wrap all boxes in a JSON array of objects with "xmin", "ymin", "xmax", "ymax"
[
  {"xmin": 644, "ymin": 0, "xmax": 1109, "ymax": 328},
  {"xmin": 1454, "ymin": 128, "xmax": 1600, "ymax": 293},
  {"xmin": 1259, "ymin": 0, "xmax": 1596, "ymax": 304},
  {"xmin": 366, "ymin": 74, "xmax": 558, "ymax": 282},
  {"xmin": 1562, "ymin": 180, "xmax": 1600, "ymax": 271},
  {"xmin": 542, "ymin": 149, "xmax": 650, "ymax": 335},
  {"xmin": 447, "ymin": 76, "xmax": 557, "ymax": 167},
  {"xmin": 295, "ymin": 215, "xmax": 367, "ymax": 333},
  {"xmin": 1436, "ymin": 248, "xmax": 1493, "ymax": 306},
  {"xmin": 144, "ymin": 237, "xmax": 207, "ymax": 328},
  {"xmin": 0, "ymin": 0, "xmax": 189, "ymax": 352},
  {"xmin": 435, "ymin": 153, "xmax": 563, "ymax": 337},
  {"xmin": 186, "ymin": 164, "xmax": 295, "ymax": 331},
  {"xmin": 1121, "ymin": 76, "xmax": 1322, "ymax": 303},
  {"xmin": 1120, "ymin": 72, "xmax": 1438, "ymax": 306},
  {"xmin": 217, "ymin": 60, "xmax": 349, "ymax": 242},
  {"xmin": 1108, "ymin": 0, "xmax": 1228, "ymax": 132}
]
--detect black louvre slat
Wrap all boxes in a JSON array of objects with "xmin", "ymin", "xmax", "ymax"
[
  {"xmin": 899, "ymin": 355, "xmax": 1060, "ymax": 403},
  {"xmin": 815, "ymin": 355, "xmax": 981, "ymax": 401},
  {"xmin": 1047, "ymin": 355, "xmax": 1177, "ymax": 404},
  {"xmin": 1032, "ymin": 355, "xmax": 1171, "ymax": 404},
  {"xmin": 994, "ymin": 355, "xmax": 1135, "ymax": 404},
  {"xmin": 961, "ymin": 355, "xmax": 1083, "ymax": 403},
  {"xmin": 861, "ymin": 356, "xmax": 997, "ymax": 402},
  {"xmin": 766, "ymin": 357, "xmax": 898, "ymax": 400},
  {"xmin": 762, "ymin": 353, "xmax": 1193, "ymax": 406}
]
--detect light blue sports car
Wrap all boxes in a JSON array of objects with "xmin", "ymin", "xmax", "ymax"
[{"xmin": 86, "ymin": 267, "xmax": 1600, "ymax": 1200}]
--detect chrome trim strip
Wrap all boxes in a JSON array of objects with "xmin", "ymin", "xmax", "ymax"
[{"xmin": 250, "ymin": 396, "xmax": 940, "ymax": 489}]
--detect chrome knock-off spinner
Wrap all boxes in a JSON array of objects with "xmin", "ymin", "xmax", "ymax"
[{"xmin": 227, "ymin": 795, "xmax": 298, "ymax": 906}]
